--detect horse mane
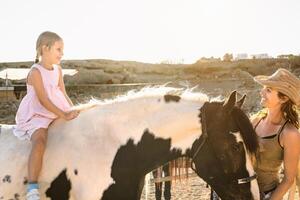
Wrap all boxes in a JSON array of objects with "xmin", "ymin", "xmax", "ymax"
[
  {"xmin": 232, "ymin": 107, "xmax": 259, "ymax": 154},
  {"xmin": 72, "ymin": 85, "xmax": 210, "ymax": 112}
]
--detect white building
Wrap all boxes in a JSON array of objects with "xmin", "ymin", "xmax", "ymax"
[
  {"xmin": 251, "ymin": 53, "xmax": 271, "ymax": 59},
  {"xmin": 235, "ymin": 53, "xmax": 248, "ymax": 60}
]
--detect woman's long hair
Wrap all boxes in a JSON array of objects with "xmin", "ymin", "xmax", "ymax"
[{"xmin": 278, "ymin": 92, "xmax": 299, "ymax": 129}]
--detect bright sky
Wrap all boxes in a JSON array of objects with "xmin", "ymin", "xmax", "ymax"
[{"xmin": 1, "ymin": 0, "xmax": 300, "ymax": 64}]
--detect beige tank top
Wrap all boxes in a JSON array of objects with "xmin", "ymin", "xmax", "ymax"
[{"xmin": 254, "ymin": 118, "xmax": 288, "ymax": 193}]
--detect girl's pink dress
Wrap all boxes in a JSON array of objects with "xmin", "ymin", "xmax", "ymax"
[{"xmin": 13, "ymin": 64, "xmax": 71, "ymax": 140}]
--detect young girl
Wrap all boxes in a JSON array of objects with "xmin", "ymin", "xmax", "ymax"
[
  {"xmin": 252, "ymin": 68, "xmax": 300, "ymax": 200},
  {"xmin": 13, "ymin": 31, "xmax": 79, "ymax": 200}
]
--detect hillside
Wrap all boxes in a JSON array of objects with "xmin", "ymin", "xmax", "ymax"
[{"xmin": 0, "ymin": 58, "xmax": 299, "ymax": 124}]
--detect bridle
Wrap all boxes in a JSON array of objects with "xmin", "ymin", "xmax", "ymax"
[{"xmin": 190, "ymin": 107, "xmax": 257, "ymax": 185}]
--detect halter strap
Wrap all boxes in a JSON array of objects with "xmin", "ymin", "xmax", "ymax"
[
  {"xmin": 237, "ymin": 173, "xmax": 257, "ymax": 184},
  {"xmin": 191, "ymin": 106, "xmax": 208, "ymax": 161}
]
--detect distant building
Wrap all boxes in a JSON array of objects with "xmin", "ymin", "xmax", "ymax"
[
  {"xmin": 160, "ymin": 59, "xmax": 185, "ymax": 64},
  {"xmin": 277, "ymin": 54, "xmax": 295, "ymax": 59},
  {"xmin": 234, "ymin": 54, "xmax": 248, "ymax": 60},
  {"xmin": 251, "ymin": 53, "xmax": 271, "ymax": 59},
  {"xmin": 197, "ymin": 57, "xmax": 221, "ymax": 63}
]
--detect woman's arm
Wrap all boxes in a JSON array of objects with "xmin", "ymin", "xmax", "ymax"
[
  {"xmin": 29, "ymin": 68, "xmax": 66, "ymax": 118},
  {"xmin": 270, "ymin": 128, "xmax": 300, "ymax": 200},
  {"xmin": 57, "ymin": 65, "xmax": 74, "ymax": 106}
]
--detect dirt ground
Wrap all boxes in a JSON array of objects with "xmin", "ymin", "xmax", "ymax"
[{"xmin": 140, "ymin": 172, "xmax": 300, "ymax": 200}]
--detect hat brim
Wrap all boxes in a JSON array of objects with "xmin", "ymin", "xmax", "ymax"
[{"xmin": 254, "ymin": 75, "xmax": 277, "ymax": 87}]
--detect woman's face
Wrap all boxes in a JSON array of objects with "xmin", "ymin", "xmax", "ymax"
[{"xmin": 260, "ymin": 86, "xmax": 283, "ymax": 108}]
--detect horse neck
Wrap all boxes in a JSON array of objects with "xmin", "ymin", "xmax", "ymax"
[{"xmin": 97, "ymin": 96, "xmax": 203, "ymax": 151}]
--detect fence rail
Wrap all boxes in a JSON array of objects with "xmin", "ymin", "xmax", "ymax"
[{"xmin": 150, "ymin": 172, "xmax": 198, "ymax": 183}]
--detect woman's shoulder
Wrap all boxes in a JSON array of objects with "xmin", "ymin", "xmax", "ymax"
[
  {"xmin": 281, "ymin": 123, "xmax": 300, "ymax": 144},
  {"xmin": 282, "ymin": 123, "xmax": 300, "ymax": 135}
]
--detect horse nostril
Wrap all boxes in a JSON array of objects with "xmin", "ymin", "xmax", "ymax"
[{"xmin": 220, "ymin": 155, "xmax": 225, "ymax": 160}]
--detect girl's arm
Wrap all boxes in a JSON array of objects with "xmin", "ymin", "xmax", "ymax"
[
  {"xmin": 29, "ymin": 68, "xmax": 66, "ymax": 119},
  {"xmin": 57, "ymin": 65, "xmax": 74, "ymax": 106},
  {"xmin": 270, "ymin": 128, "xmax": 300, "ymax": 200}
]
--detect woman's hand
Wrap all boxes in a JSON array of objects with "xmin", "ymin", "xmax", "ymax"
[{"xmin": 63, "ymin": 110, "xmax": 80, "ymax": 121}]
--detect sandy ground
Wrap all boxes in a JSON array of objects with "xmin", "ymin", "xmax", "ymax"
[
  {"xmin": 141, "ymin": 173, "xmax": 211, "ymax": 200},
  {"xmin": 140, "ymin": 172, "xmax": 300, "ymax": 200}
]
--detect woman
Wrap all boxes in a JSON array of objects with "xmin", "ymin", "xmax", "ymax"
[{"xmin": 252, "ymin": 68, "xmax": 300, "ymax": 200}]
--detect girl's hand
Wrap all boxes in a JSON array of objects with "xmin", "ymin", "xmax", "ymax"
[{"xmin": 63, "ymin": 110, "xmax": 80, "ymax": 121}]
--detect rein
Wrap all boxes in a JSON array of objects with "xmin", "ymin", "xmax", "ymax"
[{"xmin": 190, "ymin": 108, "xmax": 257, "ymax": 185}]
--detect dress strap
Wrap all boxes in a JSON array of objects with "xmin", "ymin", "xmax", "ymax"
[
  {"xmin": 254, "ymin": 118, "xmax": 263, "ymax": 130},
  {"xmin": 277, "ymin": 120, "xmax": 289, "ymax": 148},
  {"xmin": 276, "ymin": 120, "xmax": 289, "ymax": 136}
]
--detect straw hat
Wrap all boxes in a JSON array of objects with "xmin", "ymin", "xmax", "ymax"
[{"xmin": 254, "ymin": 68, "xmax": 300, "ymax": 106}]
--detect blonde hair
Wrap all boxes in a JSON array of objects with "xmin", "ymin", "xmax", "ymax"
[
  {"xmin": 35, "ymin": 31, "xmax": 62, "ymax": 63},
  {"xmin": 278, "ymin": 92, "xmax": 300, "ymax": 129}
]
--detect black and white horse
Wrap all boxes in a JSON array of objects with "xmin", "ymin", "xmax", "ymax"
[{"xmin": 0, "ymin": 87, "xmax": 259, "ymax": 199}]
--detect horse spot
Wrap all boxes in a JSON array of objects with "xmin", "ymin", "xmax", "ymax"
[
  {"xmin": 158, "ymin": 98, "xmax": 161, "ymax": 102},
  {"xmin": 45, "ymin": 169, "xmax": 71, "ymax": 200},
  {"xmin": 23, "ymin": 177, "xmax": 28, "ymax": 185},
  {"xmin": 74, "ymin": 169, "xmax": 78, "ymax": 175},
  {"xmin": 14, "ymin": 193, "xmax": 20, "ymax": 200},
  {"xmin": 164, "ymin": 94, "xmax": 181, "ymax": 103},
  {"xmin": 2, "ymin": 175, "xmax": 11, "ymax": 183},
  {"xmin": 102, "ymin": 129, "xmax": 181, "ymax": 199},
  {"xmin": 0, "ymin": 196, "xmax": 3, "ymax": 200}
]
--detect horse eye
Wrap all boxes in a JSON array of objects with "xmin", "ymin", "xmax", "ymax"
[{"xmin": 233, "ymin": 143, "xmax": 242, "ymax": 151}]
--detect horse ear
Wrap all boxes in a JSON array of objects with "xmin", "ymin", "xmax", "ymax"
[
  {"xmin": 236, "ymin": 94, "xmax": 246, "ymax": 108},
  {"xmin": 223, "ymin": 91, "xmax": 236, "ymax": 112}
]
